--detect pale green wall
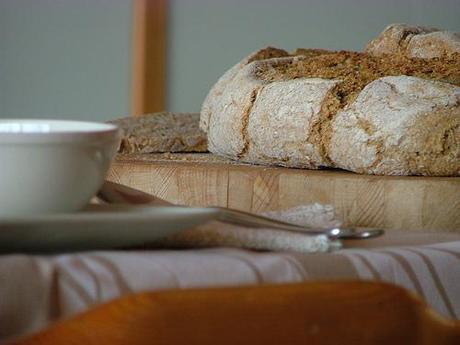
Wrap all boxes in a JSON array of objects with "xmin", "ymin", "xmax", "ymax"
[
  {"xmin": 168, "ymin": 0, "xmax": 460, "ymax": 112},
  {"xmin": 1, "ymin": 0, "xmax": 459, "ymax": 120},
  {"xmin": 0, "ymin": 0, "xmax": 132, "ymax": 121}
]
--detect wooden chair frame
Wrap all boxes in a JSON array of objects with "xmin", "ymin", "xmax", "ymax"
[
  {"xmin": 13, "ymin": 281, "xmax": 460, "ymax": 345},
  {"xmin": 130, "ymin": 0, "xmax": 167, "ymax": 116}
]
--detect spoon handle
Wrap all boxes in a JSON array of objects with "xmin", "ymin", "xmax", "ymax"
[
  {"xmin": 213, "ymin": 207, "xmax": 384, "ymax": 240},
  {"xmin": 99, "ymin": 181, "xmax": 384, "ymax": 240}
]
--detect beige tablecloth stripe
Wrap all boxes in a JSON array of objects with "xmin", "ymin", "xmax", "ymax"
[{"xmin": 338, "ymin": 241, "xmax": 460, "ymax": 319}]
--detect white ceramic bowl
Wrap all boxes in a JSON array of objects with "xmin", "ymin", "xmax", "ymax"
[{"xmin": 0, "ymin": 119, "xmax": 121, "ymax": 216}]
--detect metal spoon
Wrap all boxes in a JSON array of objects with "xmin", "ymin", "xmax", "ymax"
[{"xmin": 98, "ymin": 181, "xmax": 384, "ymax": 240}]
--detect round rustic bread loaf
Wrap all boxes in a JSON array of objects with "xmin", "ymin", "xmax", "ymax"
[{"xmin": 200, "ymin": 25, "xmax": 460, "ymax": 176}]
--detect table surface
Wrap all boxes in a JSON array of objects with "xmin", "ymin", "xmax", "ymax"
[{"xmin": 1, "ymin": 229, "xmax": 460, "ymax": 342}]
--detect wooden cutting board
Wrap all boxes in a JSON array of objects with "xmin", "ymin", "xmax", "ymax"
[{"xmin": 107, "ymin": 153, "xmax": 460, "ymax": 232}]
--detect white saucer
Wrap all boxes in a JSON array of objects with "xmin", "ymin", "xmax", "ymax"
[{"xmin": 0, "ymin": 204, "xmax": 218, "ymax": 254}]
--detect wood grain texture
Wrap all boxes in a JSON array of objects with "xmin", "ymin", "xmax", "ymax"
[
  {"xmin": 107, "ymin": 153, "xmax": 460, "ymax": 232},
  {"xmin": 130, "ymin": 0, "xmax": 167, "ymax": 116},
  {"xmin": 14, "ymin": 281, "xmax": 460, "ymax": 345}
]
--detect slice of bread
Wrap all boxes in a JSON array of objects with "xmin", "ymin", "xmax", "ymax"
[{"xmin": 111, "ymin": 112, "xmax": 207, "ymax": 154}]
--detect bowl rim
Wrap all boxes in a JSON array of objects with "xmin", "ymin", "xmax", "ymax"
[{"xmin": 0, "ymin": 119, "xmax": 121, "ymax": 144}]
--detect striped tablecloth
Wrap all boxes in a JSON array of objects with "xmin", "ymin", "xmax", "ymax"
[{"xmin": 1, "ymin": 230, "xmax": 459, "ymax": 342}]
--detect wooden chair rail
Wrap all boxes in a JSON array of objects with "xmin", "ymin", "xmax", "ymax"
[{"xmin": 14, "ymin": 281, "xmax": 460, "ymax": 345}]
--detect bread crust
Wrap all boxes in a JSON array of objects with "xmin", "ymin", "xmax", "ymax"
[
  {"xmin": 366, "ymin": 23, "xmax": 460, "ymax": 58},
  {"xmin": 329, "ymin": 76, "xmax": 460, "ymax": 175},
  {"xmin": 245, "ymin": 78, "xmax": 338, "ymax": 168},
  {"xmin": 201, "ymin": 48, "xmax": 290, "ymax": 158}
]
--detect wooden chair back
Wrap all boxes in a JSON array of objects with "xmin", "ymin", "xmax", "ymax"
[
  {"xmin": 13, "ymin": 281, "xmax": 460, "ymax": 345},
  {"xmin": 130, "ymin": 0, "xmax": 167, "ymax": 116}
]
